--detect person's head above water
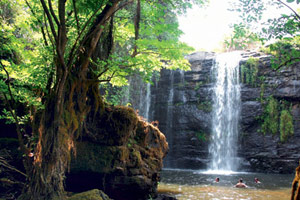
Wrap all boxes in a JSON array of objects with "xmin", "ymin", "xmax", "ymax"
[
  {"xmin": 239, "ymin": 178, "xmax": 243, "ymax": 183},
  {"xmin": 215, "ymin": 177, "xmax": 220, "ymax": 182}
]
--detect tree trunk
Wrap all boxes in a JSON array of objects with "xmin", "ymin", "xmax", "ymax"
[
  {"xmin": 291, "ymin": 164, "xmax": 300, "ymax": 200},
  {"xmin": 19, "ymin": 1, "xmax": 121, "ymax": 199}
]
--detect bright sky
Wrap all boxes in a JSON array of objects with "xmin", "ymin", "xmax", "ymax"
[
  {"xmin": 178, "ymin": 0, "xmax": 300, "ymax": 52},
  {"xmin": 178, "ymin": 0, "xmax": 236, "ymax": 52}
]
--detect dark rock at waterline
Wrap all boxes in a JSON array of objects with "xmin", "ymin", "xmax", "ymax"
[
  {"xmin": 145, "ymin": 51, "xmax": 300, "ymax": 173},
  {"xmin": 66, "ymin": 106, "xmax": 168, "ymax": 200},
  {"xmin": 68, "ymin": 189, "xmax": 111, "ymax": 200},
  {"xmin": 154, "ymin": 194, "xmax": 178, "ymax": 200}
]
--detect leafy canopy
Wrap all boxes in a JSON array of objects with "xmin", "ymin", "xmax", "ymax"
[
  {"xmin": 225, "ymin": 0, "xmax": 300, "ymax": 69},
  {"xmin": 0, "ymin": 0, "xmax": 206, "ymax": 125}
]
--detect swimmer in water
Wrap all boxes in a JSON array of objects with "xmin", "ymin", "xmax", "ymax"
[
  {"xmin": 235, "ymin": 178, "xmax": 248, "ymax": 188},
  {"xmin": 254, "ymin": 177, "xmax": 261, "ymax": 184}
]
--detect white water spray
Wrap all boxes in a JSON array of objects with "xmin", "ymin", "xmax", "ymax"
[
  {"xmin": 144, "ymin": 82, "xmax": 151, "ymax": 121},
  {"xmin": 208, "ymin": 52, "xmax": 241, "ymax": 173}
]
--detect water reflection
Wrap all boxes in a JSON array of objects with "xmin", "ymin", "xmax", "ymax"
[{"xmin": 158, "ymin": 169, "xmax": 293, "ymax": 200}]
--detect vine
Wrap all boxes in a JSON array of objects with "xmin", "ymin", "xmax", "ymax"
[
  {"xmin": 261, "ymin": 97, "xmax": 279, "ymax": 135},
  {"xmin": 280, "ymin": 109, "xmax": 294, "ymax": 142},
  {"xmin": 240, "ymin": 57, "xmax": 259, "ymax": 86},
  {"xmin": 260, "ymin": 96, "xmax": 294, "ymax": 142}
]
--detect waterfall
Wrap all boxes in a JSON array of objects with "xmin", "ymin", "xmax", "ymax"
[
  {"xmin": 122, "ymin": 75, "xmax": 152, "ymax": 122},
  {"xmin": 208, "ymin": 52, "xmax": 241, "ymax": 173},
  {"xmin": 164, "ymin": 71, "xmax": 175, "ymax": 167},
  {"xmin": 144, "ymin": 82, "xmax": 151, "ymax": 121},
  {"xmin": 179, "ymin": 70, "xmax": 187, "ymax": 103}
]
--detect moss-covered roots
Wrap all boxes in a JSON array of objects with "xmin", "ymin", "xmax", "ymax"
[{"xmin": 291, "ymin": 164, "xmax": 300, "ymax": 200}]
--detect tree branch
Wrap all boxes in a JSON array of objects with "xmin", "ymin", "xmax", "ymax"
[
  {"xmin": 48, "ymin": 0, "xmax": 60, "ymax": 26},
  {"xmin": 277, "ymin": 0, "xmax": 300, "ymax": 21},
  {"xmin": 44, "ymin": 13, "xmax": 56, "ymax": 55},
  {"xmin": 57, "ymin": 0, "xmax": 67, "ymax": 71},
  {"xmin": 0, "ymin": 61, "xmax": 31, "ymax": 172},
  {"xmin": 66, "ymin": 1, "xmax": 106, "ymax": 68},
  {"xmin": 67, "ymin": 0, "xmax": 135, "ymax": 69},
  {"xmin": 25, "ymin": 0, "xmax": 49, "ymax": 46},
  {"xmin": 275, "ymin": 56, "xmax": 300, "ymax": 70},
  {"xmin": 40, "ymin": 0, "xmax": 58, "ymax": 42},
  {"xmin": 72, "ymin": 0, "xmax": 80, "ymax": 35},
  {"xmin": 132, "ymin": 0, "xmax": 141, "ymax": 57},
  {"xmin": 72, "ymin": 1, "xmax": 121, "ymax": 72}
]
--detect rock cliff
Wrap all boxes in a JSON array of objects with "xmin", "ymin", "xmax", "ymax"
[{"xmin": 148, "ymin": 51, "xmax": 300, "ymax": 173}]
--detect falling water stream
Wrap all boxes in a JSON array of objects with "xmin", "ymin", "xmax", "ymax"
[
  {"xmin": 164, "ymin": 71, "xmax": 175, "ymax": 168},
  {"xmin": 207, "ymin": 52, "xmax": 242, "ymax": 173},
  {"xmin": 144, "ymin": 82, "xmax": 151, "ymax": 121}
]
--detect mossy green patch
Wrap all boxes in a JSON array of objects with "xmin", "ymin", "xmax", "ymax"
[
  {"xmin": 72, "ymin": 142, "xmax": 115, "ymax": 173},
  {"xmin": 241, "ymin": 57, "xmax": 260, "ymax": 86},
  {"xmin": 260, "ymin": 97, "xmax": 294, "ymax": 142},
  {"xmin": 197, "ymin": 101, "xmax": 212, "ymax": 112},
  {"xmin": 195, "ymin": 131, "xmax": 207, "ymax": 142},
  {"xmin": 280, "ymin": 109, "xmax": 294, "ymax": 142},
  {"xmin": 262, "ymin": 97, "xmax": 279, "ymax": 135}
]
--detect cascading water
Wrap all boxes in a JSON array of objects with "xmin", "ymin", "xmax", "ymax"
[
  {"xmin": 164, "ymin": 71, "xmax": 175, "ymax": 168},
  {"xmin": 144, "ymin": 82, "xmax": 151, "ymax": 121},
  {"xmin": 179, "ymin": 70, "xmax": 187, "ymax": 103},
  {"xmin": 208, "ymin": 52, "xmax": 241, "ymax": 173}
]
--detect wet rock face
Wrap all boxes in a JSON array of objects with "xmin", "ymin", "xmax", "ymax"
[
  {"xmin": 150, "ymin": 51, "xmax": 300, "ymax": 173},
  {"xmin": 239, "ymin": 53, "xmax": 300, "ymax": 173},
  {"xmin": 149, "ymin": 52, "xmax": 215, "ymax": 169},
  {"xmin": 66, "ymin": 106, "xmax": 168, "ymax": 200}
]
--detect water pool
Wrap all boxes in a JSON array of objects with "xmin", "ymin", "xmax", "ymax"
[{"xmin": 158, "ymin": 169, "xmax": 294, "ymax": 200}]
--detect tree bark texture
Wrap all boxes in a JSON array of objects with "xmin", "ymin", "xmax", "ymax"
[{"xmin": 291, "ymin": 164, "xmax": 300, "ymax": 200}]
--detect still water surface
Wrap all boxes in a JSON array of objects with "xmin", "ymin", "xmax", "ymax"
[{"xmin": 158, "ymin": 169, "xmax": 294, "ymax": 200}]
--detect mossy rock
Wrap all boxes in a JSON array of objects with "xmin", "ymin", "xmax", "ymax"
[
  {"xmin": 68, "ymin": 189, "xmax": 111, "ymax": 200},
  {"xmin": 71, "ymin": 142, "xmax": 116, "ymax": 173},
  {"xmin": 85, "ymin": 106, "xmax": 139, "ymax": 146}
]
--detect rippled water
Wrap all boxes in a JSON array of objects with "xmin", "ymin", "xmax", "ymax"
[{"xmin": 158, "ymin": 169, "xmax": 294, "ymax": 200}]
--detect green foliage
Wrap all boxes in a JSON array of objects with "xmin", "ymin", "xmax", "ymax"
[
  {"xmin": 286, "ymin": 0, "xmax": 300, "ymax": 3},
  {"xmin": 280, "ymin": 109, "xmax": 294, "ymax": 142},
  {"xmin": 101, "ymin": 84, "xmax": 130, "ymax": 106},
  {"xmin": 224, "ymin": 23, "xmax": 261, "ymax": 51},
  {"xmin": 230, "ymin": 0, "xmax": 300, "ymax": 70},
  {"xmin": 262, "ymin": 97, "xmax": 279, "ymax": 135},
  {"xmin": 260, "ymin": 83, "xmax": 265, "ymax": 102},
  {"xmin": 195, "ymin": 131, "xmax": 207, "ymax": 142},
  {"xmin": 261, "ymin": 97, "xmax": 295, "ymax": 141},
  {"xmin": 261, "ymin": 36, "xmax": 300, "ymax": 69},
  {"xmin": 0, "ymin": 0, "xmax": 205, "ymax": 125},
  {"xmin": 197, "ymin": 101, "xmax": 212, "ymax": 112},
  {"xmin": 174, "ymin": 102, "xmax": 184, "ymax": 107},
  {"xmin": 240, "ymin": 57, "xmax": 259, "ymax": 86}
]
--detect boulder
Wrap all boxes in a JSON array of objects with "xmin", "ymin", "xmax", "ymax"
[
  {"xmin": 67, "ymin": 106, "xmax": 168, "ymax": 200},
  {"xmin": 68, "ymin": 189, "xmax": 111, "ymax": 200}
]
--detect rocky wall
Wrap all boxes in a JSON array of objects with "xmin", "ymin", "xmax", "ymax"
[{"xmin": 149, "ymin": 51, "xmax": 300, "ymax": 173}]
